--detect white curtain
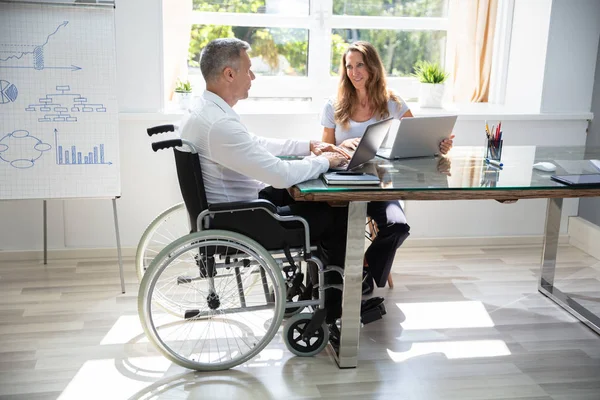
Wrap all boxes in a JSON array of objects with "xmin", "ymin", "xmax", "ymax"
[{"xmin": 446, "ymin": 0, "xmax": 499, "ymax": 102}]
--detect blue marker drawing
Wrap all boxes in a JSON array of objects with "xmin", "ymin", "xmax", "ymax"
[
  {"xmin": 54, "ymin": 129, "xmax": 112, "ymax": 165},
  {"xmin": 0, "ymin": 21, "xmax": 81, "ymax": 72},
  {"xmin": 0, "ymin": 80, "xmax": 18, "ymax": 104},
  {"xmin": 27, "ymin": 85, "xmax": 107, "ymax": 122},
  {"xmin": 0, "ymin": 130, "xmax": 52, "ymax": 169}
]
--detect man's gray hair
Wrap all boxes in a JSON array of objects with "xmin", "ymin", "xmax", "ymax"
[{"xmin": 200, "ymin": 38, "xmax": 251, "ymax": 83}]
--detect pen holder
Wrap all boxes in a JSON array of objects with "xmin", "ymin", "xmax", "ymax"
[
  {"xmin": 485, "ymin": 139, "xmax": 503, "ymax": 161},
  {"xmin": 480, "ymin": 164, "xmax": 500, "ymax": 188}
]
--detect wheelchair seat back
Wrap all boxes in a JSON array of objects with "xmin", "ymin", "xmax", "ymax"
[{"xmin": 172, "ymin": 149, "xmax": 306, "ymax": 251}]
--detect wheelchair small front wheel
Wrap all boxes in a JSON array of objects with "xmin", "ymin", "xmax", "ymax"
[{"xmin": 283, "ymin": 312, "xmax": 329, "ymax": 357}]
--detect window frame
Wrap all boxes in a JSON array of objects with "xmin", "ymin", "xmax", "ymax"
[{"xmin": 187, "ymin": 0, "xmax": 450, "ymax": 103}]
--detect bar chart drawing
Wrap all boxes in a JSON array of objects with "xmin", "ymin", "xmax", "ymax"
[
  {"xmin": 54, "ymin": 129, "xmax": 112, "ymax": 165},
  {"xmin": 26, "ymin": 85, "xmax": 106, "ymax": 122}
]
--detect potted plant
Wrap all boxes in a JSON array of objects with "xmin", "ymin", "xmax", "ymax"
[
  {"xmin": 412, "ymin": 61, "xmax": 448, "ymax": 108},
  {"xmin": 174, "ymin": 78, "xmax": 193, "ymax": 110}
]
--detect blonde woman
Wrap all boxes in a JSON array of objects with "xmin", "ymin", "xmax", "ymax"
[{"xmin": 321, "ymin": 41, "xmax": 453, "ymax": 294}]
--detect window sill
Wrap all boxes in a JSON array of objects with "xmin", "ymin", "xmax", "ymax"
[{"xmin": 119, "ymin": 100, "xmax": 594, "ymax": 122}]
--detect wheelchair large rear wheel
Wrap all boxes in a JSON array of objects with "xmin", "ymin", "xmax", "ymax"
[
  {"xmin": 135, "ymin": 202, "xmax": 189, "ymax": 281},
  {"xmin": 138, "ymin": 230, "xmax": 286, "ymax": 371}
]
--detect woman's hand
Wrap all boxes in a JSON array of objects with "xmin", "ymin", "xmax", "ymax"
[
  {"xmin": 340, "ymin": 137, "xmax": 361, "ymax": 151},
  {"xmin": 310, "ymin": 140, "xmax": 351, "ymax": 159},
  {"xmin": 439, "ymin": 134, "xmax": 455, "ymax": 155}
]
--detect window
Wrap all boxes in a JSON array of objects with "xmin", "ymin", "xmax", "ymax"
[{"xmin": 187, "ymin": 0, "xmax": 449, "ymax": 104}]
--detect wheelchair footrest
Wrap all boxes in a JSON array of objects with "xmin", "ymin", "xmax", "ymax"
[
  {"xmin": 360, "ymin": 297, "xmax": 386, "ymax": 325},
  {"xmin": 177, "ymin": 276, "xmax": 193, "ymax": 285},
  {"xmin": 184, "ymin": 309, "xmax": 200, "ymax": 319},
  {"xmin": 360, "ymin": 304, "xmax": 386, "ymax": 325}
]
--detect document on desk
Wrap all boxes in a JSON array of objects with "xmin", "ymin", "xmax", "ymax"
[
  {"xmin": 554, "ymin": 160, "xmax": 600, "ymax": 174},
  {"xmin": 322, "ymin": 172, "xmax": 381, "ymax": 185}
]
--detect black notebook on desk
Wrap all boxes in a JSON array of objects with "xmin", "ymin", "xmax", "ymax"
[
  {"xmin": 551, "ymin": 174, "xmax": 600, "ymax": 186},
  {"xmin": 322, "ymin": 171, "xmax": 381, "ymax": 186}
]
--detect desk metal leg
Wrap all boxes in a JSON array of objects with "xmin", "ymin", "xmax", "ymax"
[
  {"xmin": 538, "ymin": 197, "xmax": 600, "ymax": 335},
  {"xmin": 112, "ymin": 198, "xmax": 125, "ymax": 294},
  {"xmin": 329, "ymin": 201, "xmax": 367, "ymax": 368}
]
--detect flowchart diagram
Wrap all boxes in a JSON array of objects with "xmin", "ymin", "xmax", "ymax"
[{"xmin": 26, "ymin": 85, "xmax": 107, "ymax": 122}]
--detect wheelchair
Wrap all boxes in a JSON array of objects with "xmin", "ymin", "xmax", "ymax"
[{"xmin": 137, "ymin": 124, "xmax": 344, "ymax": 371}]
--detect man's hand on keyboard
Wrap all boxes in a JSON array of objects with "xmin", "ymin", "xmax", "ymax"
[
  {"xmin": 323, "ymin": 152, "xmax": 348, "ymax": 169},
  {"xmin": 310, "ymin": 140, "xmax": 351, "ymax": 159}
]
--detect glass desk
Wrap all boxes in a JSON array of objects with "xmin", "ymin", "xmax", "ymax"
[{"xmin": 291, "ymin": 146, "xmax": 600, "ymax": 369}]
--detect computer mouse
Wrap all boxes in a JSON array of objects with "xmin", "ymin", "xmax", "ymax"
[{"xmin": 533, "ymin": 162, "xmax": 557, "ymax": 172}]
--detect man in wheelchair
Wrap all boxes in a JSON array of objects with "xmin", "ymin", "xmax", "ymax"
[{"xmin": 178, "ymin": 38, "xmax": 360, "ymax": 324}]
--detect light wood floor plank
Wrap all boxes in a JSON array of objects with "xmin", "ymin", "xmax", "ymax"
[{"xmin": 0, "ymin": 244, "xmax": 599, "ymax": 399}]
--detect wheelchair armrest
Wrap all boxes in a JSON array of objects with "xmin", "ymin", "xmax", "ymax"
[{"xmin": 208, "ymin": 199, "xmax": 277, "ymax": 214}]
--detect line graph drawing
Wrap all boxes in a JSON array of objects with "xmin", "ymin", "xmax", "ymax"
[
  {"xmin": 0, "ymin": 21, "xmax": 81, "ymax": 72},
  {"xmin": 54, "ymin": 129, "xmax": 112, "ymax": 165},
  {"xmin": 0, "ymin": 80, "xmax": 18, "ymax": 104},
  {"xmin": 26, "ymin": 85, "xmax": 107, "ymax": 122},
  {"xmin": 0, "ymin": 130, "xmax": 52, "ymax": 169}
]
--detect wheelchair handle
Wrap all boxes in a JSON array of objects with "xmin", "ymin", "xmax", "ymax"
[
  {"xmin": 147, "ymin": 124, "xmax": 176, "ymax": 136},
  {"xmin": 152, "ymin": 139, "xmax": 182, "ymax": 152}
]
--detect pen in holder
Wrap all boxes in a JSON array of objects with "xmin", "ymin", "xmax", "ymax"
[{"xmin": 485, "ymin": 138, "xmax": 503, "ymax": 162}]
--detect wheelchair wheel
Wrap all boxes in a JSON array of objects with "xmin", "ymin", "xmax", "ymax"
[
  {"xmin": 138, "ymin": 230, "xmax": 286, "ymax": 371},
  {"xmin": 135, "ymin": 202, "xmax": 190, "ymax": 281},
  {"xmin": 283, "ymin": 312, "xmax": 329, "ymax": 357}
]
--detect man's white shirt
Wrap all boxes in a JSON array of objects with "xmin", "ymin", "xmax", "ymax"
[{"xmin": 179, "ymin": 91, "xmax": 330, "ymax": 204}]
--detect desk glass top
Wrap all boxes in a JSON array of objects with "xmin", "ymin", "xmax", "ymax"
[{"xmin": 295, "ymin": 146, "xmax": 600, "ymax": 193}]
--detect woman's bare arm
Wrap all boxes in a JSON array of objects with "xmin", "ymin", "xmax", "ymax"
[{"xmin": 322, "ymin": 127, "xmax": 336, "ymax": 144}]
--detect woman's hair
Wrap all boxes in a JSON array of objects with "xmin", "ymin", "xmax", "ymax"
[{"xmin": 334, "ymin": 41, "xmax": 400, "ymax": 129}]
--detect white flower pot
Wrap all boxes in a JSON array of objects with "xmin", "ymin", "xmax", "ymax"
[
  {"xmin": 175, "ymin": 91, "xmax": 192, "ymax": 110},
  {"xmin": 418, "ymin": 83, "xmax": 445, "ymax": 108}
]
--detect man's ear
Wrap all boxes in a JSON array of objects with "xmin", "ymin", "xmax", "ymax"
[{"xmin": 223, "ymin": 67, "xmax": 235, "ymax": 82}]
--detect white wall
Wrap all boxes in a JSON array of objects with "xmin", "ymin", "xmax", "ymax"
[
  {"xmin": 115, "ymin": 0, "xmax": 163, "ymax": 112},
  {"xmin": 541, "ymin": 0, "xmax": 600, "ymax": 113},
  {"xmin": 504, "ymin": 0, "xmax": 552, "ymax": 111},
  {"xmin": 579, "ymin": 33, "xmax": 600, "ymax": 227}
]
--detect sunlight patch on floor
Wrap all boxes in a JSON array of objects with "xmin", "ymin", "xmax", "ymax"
[
  {"xmin": 387, "ymin": 340, "xmax": 511, "ymax": 362},
  {"xmin": 396, "ymin": 301, "xmax": 495, "ymax": 330},
  {"xmin": 58, "ymin": 357, "xmax": 172, "ymax": 400}
]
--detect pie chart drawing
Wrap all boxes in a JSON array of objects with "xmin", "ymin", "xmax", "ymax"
[{"xmin": 0, "ymin": 80, "xmax": 18, "ymax": 104}]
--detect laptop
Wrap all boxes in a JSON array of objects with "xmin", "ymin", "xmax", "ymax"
[
  {"xmin": 329, "ymin": 117, "xmax": 393, "ymax": 172},
  {"xmin": 323, "ymin": 117, "xmax": 393, "ymax": 185},
  {"xmin": 377, "ymin": 115, "xmax": 458, "ymax": 159}
]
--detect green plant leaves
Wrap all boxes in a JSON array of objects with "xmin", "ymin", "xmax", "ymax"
[{"xmin": 412, "ymin": 60, "xmax": 448, "ymax": 84}]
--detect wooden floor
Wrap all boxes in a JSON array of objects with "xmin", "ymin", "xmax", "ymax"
[{"xmin": 1, "ymin": 243, "xmax": 600, "ymax": 400}]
